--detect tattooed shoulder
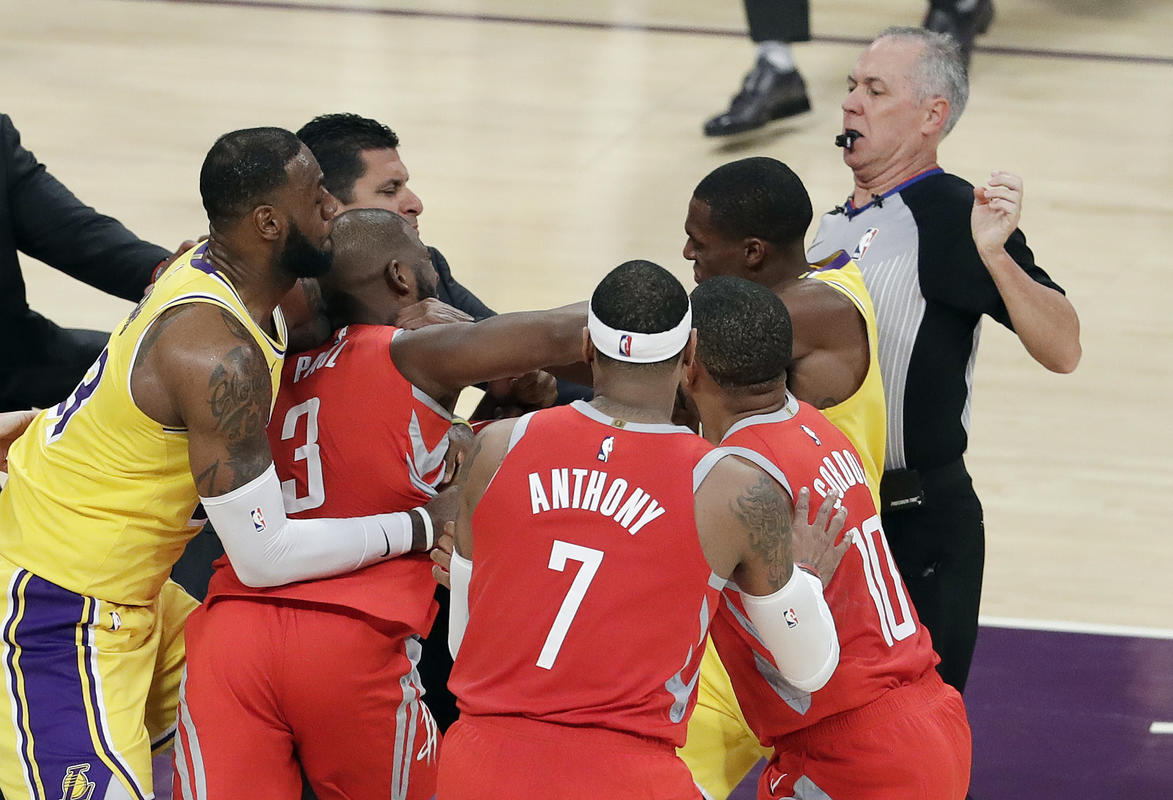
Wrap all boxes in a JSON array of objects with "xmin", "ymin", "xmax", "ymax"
[
  {"xmin": 195, "ymin": 311, "xmax": 272, "ymax": 496},
  {"xmin": 731, "ymin": 473, "xmax": 794, "ymax": 591}
]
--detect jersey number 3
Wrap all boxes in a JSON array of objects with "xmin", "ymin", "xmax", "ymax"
[
  {"xmin": 279, "ymin": 398, "xmax": 324, "ymax": 512},
  {"xmin": 537, "ymin": 540, "xmax": 604, "ymax": 670},
  {"xmin": 46, "ymin": 349, "xmax": 108, "ymax": 444}
]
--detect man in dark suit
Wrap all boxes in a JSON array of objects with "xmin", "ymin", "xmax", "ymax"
[
  {"xmin": 297, "ymin": 113, "xmax": 588, "ymax": 408},
  {"xmin": 297, "ymin": 114, "xmax": 492, "ymax": 321},
  {"xmin": 0, "ymin": 113, "xmax": 172, "ymax": 411}
]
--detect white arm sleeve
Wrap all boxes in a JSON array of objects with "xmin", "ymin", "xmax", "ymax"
[
  {"xmin": 200, "ymin": 464, "xmax": 420, "ymax": 588},
  {"xmin": 448, "ymin": 551, "xmax": 472, "ymax": 660},
  {"xmin": 740, "ymin": 566, "xmax": 840, "ymax": 693}
]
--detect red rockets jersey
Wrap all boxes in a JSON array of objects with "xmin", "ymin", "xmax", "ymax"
[
  {"xmin": 206, "ymin": 324, "xmax": 451, "ymax": 635},
  {"xmin": 711, "ymin": 393, "xmax": 938, "ymax": 744},
  {"xmin": 448, "ymin": 402, "xmax": 727, "ymax": 747}
]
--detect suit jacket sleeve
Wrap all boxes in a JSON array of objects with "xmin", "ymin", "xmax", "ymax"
[
  {"xmin": 429, "ymin": 246, "xmax": 495, "ymax": 321},
  {"xmin": 1, "ymin": 113, "xmax": 170, "ymax": 303}
]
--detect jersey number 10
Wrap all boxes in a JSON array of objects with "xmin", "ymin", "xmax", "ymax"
[{"xmin": 852, "ymin": 514, "xmax": 917, "ymax": 646}]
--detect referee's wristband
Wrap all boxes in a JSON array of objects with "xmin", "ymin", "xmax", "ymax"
[{"xmin": 451, "ymin": 416, "xmax": 474, "ymax": 431}]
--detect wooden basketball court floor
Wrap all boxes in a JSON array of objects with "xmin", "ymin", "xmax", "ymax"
[{"xmin": 3, "ymin": 0, "xmax": 1171, "ymax": 795}]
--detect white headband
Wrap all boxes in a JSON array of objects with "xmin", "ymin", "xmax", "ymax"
[{"xmin": 587, "ymin": 302, "xmax": 693, "ymax": 364}]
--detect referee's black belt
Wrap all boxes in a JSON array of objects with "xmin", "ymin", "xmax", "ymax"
[{"xmin": 879, "ymin": 457, "xmax": 969, "ymax": 514}]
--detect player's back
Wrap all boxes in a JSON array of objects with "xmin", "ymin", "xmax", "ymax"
[
  {"xmin": 802, "ymin": 251, "xmax": 885, "ymax": 509},
  {"xmin": 449, "ymin": 401, "xmax": 723, "ymax": 747},
  {"xmin": 206, "ymin": 323, "xmax": 448, "ymax": 634},
  {"xmin": 0, "ymin": 244, "xmax": 285, "ymax": 605},
  {"xmin": 712, "ymin": 394, "xmax": 936, "ymax": 744}
]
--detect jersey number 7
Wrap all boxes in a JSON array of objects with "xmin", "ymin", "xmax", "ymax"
[{"xmin": 536, "ymin": 540, "xmax": 604, "ymax": 670}]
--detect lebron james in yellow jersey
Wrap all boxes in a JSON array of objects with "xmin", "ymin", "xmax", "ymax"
[
  {"xmin": 0, "ymin": 243, "xmax": 288, "ymax": 606},
  {"xmin": 0, "ymin": 128, "xmax": 369, "ymax": 800},
  {"xmin": 682, "ymin": 158, "xmax": 887, "ymax": 799}
]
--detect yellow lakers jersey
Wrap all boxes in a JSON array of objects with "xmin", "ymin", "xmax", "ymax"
[
  {"xmin": 0, "ymin": 244, "xmax": 286, "ymax": 606},
  {"xmin": 803, "ymin": 251, "xmax": 886, "ymax": 509}
]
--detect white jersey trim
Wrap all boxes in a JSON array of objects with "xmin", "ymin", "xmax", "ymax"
[
  {"xmin": 506, "ymin": 412, "xmax": 536, "ymax": 454},
  {"xmin": 711, "ymin": 446, "xmax": 794, "ymax": 501},
  {"xmin": 719, "ymin": 393, "xmax": 801, "ymax": 441},
  {"xmin": 691, "ymin": 448, "xmax": 731, "ymax": 492},
  {"xmin": 409, "ymin": 384, "xmax": 453, "ymax": 422}
]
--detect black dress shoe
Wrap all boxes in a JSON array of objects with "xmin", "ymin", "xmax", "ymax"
[
  {"xmin": 703, "ymin": 56, "xmax": 811, "ymax": 137},
  {"xmin": 923, "ymin": 0, "xmax": 995, "ymax": 66}
]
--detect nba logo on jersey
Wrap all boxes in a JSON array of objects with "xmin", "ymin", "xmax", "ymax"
[
  {"xmin": 251, "ymin": 507, "xmax": 267, "ymax": 533},
  {"xmin": 800, "ymin": 425, "xmax": 822, "ymax": 446},
  {"xmin": 784, "ymin": 608, "xmax": 799, "ymax": 628},
  {"xmin": 852, "ymin": 227, "xmax": 879, "ymax": 260},
  {"xmin": 619, "ymin": 334, "xmax": 633, "ymax": 357},
  {"xmin": 598, "ymin": 436, "xmax": 615, "ymax": 462},
  {"xmin": 59, "ymin": 764, "xmax": 96, "ymax": 800}
]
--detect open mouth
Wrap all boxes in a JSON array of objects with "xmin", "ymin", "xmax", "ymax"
[{"xmin": 837, "ymin": 129, "xmax": 863, "ymax": 150}]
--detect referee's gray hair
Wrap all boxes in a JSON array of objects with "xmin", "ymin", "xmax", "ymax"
[{"xmin": 875, "ymin": 26, "xmax": 969, "ymax": 136}]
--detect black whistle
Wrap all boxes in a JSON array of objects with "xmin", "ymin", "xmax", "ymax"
[{"xmin": 835, "ymin": 132, "xmax": 858, "ymax": 150}]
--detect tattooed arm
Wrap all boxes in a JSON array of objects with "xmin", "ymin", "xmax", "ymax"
[
  {"xmin": 133, "ymin": 303, "xmax": 433, "ymax": 586},
  {"xmin": 128, "ymin": 302, "xmax": 274, "ymax": 493},
  {"xmin": 694, "ymin": 456, "xmax": 796, "ymax": 594},
  {"xmin": 695, "ymin": 454, "xmax": 841, "ymax": 692}
]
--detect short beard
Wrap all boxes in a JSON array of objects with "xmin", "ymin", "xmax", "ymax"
[
  {"xmin": 277, "ymin": 221, "xmax": 334, "ymax": 279},
  {"xmin": 413, "ymin": 263, "xmax": 438, "ymax": 300}
]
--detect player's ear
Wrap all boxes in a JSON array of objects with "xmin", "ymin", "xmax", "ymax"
[
  {"xmin": 681, "ymin": 329, "xmax": 698, "ymax": 372},
  {"xmin": 253, "ymin": 205, "xmax": 280, "ymax": 241},
  {"xmin": 681, "ymin": 354, "xmax": 699, "ymax": 391},
  {"xmin": 384, "ymin": 258, "xmax": 411, "ymax": 297},
  {"xmin": 581, "ymin": 328, "xmax": 595, "ymax": 364},
  {"xmin": 744, "ymin": 238, "xmax": 769, "ymax": 271}
]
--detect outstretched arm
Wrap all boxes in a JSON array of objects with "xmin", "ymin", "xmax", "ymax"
[
  {"xmin": 972, "ymin": 172, "xmax": 1081, "ymax": 373},
  {"xmin": 139, "ymin": 304, "xmax": 434, "ymax": 587},
  {"xmin": 390, "ymin": 302, "xmax": 587, "ymax": 403},
  {"xmin": 2, "ymin": 114, "xmax": 168, "ymax": 300}
]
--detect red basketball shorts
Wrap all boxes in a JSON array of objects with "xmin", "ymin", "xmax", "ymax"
[
  {"xmin": 436, "ymin": 715, "xmax": 701, "ymax": 800},
  {"xmin": 759, "ymin": 670, "xmax": 971, "ymax": 799},
  {"xmin": 175, "ymin": 597, "xmax": 439, "ymax": 800}
]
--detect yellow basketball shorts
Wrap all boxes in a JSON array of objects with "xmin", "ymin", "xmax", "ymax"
[
  {"xmin": 0, "ymin": 559, "xmax": 197, "ymax": 800},
  {"xmin": 678, "ymin": 637, "xmax": 770, "ymax": 800}
]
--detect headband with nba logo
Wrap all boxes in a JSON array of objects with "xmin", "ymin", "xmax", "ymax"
[{"xmin": 586, "ymin": 301, "xmax": 692, "ymax": 363}]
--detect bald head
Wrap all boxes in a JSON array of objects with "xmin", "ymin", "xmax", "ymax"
[{"xmin": 319, "ymin": 208, "xmax": 437, "ymax": 327}]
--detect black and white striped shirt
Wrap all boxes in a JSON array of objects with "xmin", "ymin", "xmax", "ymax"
[{"xmin": 807, "ymin": 169, "xmax": 1064, "ymax": 472}]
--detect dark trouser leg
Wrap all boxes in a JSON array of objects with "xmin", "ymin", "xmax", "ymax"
[
  {"xmin": 418, "ymin": 585, "xmax": 459, "ymax": 732},
  {"xmin": 744, "ymin": 0, "xmax": 810, "ymax": 43},
  {"xmin": 882, "ymin": 467, "xmax": 984, "ymax": 693},
  {"xmin": 0, "ymin": 323, "xmax": 109, "ymax": 411},
  {"xmin": 170, "ymin": 523, "xmax": 225, "ymax": 601},
  {"xmin": 923, "ymin": 0, "xmax": 994, "ymax": 65},
  {"xmin": 704, "ymin": 0, "xmax": 812, "ymax": 136}
]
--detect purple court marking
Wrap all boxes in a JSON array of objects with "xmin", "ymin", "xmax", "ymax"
[
  {"xmin": 132, "ymin": 0, "xmax": 1173, "ymax": 68},
  {"xmin": 729, "ymin": 621, "xmax": 1173, "ymax": 799}
]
